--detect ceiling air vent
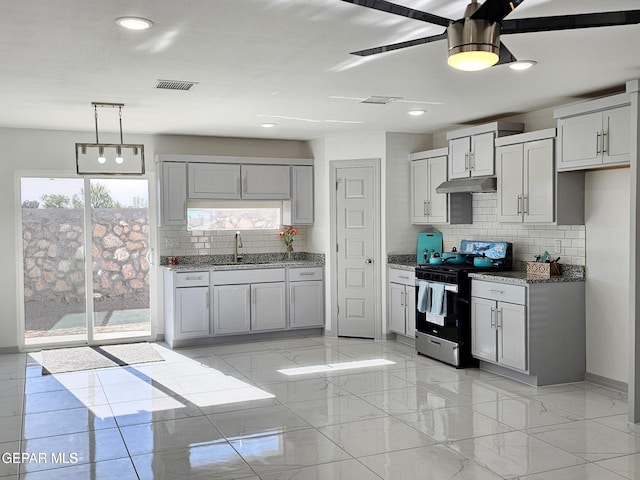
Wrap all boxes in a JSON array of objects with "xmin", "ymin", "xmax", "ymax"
[
  {"xmin": 155, "ymin": 79, "xmax": 199, "ymax": 91},
  {"xmin": 360, "ymin": 96, "xmax": 402, "ymax": 105}
]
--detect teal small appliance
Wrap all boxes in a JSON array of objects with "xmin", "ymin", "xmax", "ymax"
[{"xmin": 416, "ymin": 232, "xmax": 442, "ymax": 265}]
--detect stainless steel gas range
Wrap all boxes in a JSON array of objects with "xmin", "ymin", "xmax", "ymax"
[{"xmin": 415, "ymin": 240, "xmax": 512, "ymax": 368}]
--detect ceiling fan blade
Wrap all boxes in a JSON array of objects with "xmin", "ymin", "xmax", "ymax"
[
  {"xmin": 339, "ymin": 0, "xmax": 452, "ymax": 27},
  {"xmin": 350, "ymin": 32, "xmax": 447, "ymax": 56},
  {"xmin": 495, "ymin": 42, "xmax": 517, "ymax": 65},
  {"xmin": 501, "ymin": 10, "xmax": 640, "ymax": 35},
  {"xmin": 471, "ymin": 0, "xmax": 525, "ymax": 23}
]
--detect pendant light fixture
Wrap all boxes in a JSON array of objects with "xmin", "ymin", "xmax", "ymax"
[{"xmin": 75, "ymin": 102, "xmax": 145, "ymax": 175}]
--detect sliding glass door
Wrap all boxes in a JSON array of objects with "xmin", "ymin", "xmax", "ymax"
[{"xmin": 20, "ymin": 176, "xmax": 152, "ymax": 347}]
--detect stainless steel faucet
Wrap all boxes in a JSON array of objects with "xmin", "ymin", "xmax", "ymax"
[{"xmin": 234, "ymin": 231, "xmax": 243, "ymax": 263}]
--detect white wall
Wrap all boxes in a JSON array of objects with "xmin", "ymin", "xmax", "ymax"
[{"xmin": 585, "ymin": 168, "xmax": 630, "ymax": 383}]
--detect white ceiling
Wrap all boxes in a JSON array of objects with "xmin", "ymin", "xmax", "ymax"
[{"xmin": 2, "ymin": 0, "xmax": 640, "ymax": 141}]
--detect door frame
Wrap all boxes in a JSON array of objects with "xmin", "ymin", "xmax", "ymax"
[
  {"xmin": 329, "ymin": 158, "xmax": 382, "ymax": 340},
  {"xmin": 15, "ymin": 170, "xmax": 158, "ymax": 351}
]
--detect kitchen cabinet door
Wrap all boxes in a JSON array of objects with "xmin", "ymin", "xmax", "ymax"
[
  {"xmin": 496, "ymin": 144, "xmax": 524, "ymax": 223},
  {"xmin": 188, "ymin": 163, "xmax": 241, "ymax": 199},
  {"xmin": 603, "ymin": 106, "xmax": 631, "ymax": 165},
  {"xmin": 410, "ymin": 156, "xmax": 448, "ymax": 225},
  {"xmin": 388, "ymin": 282, "xmax": 407, "ymax": 334},
  {"xmin": 427, "ymin": 156, "xmax": 448, "ymax": 224},
  {"xmin": 471, "ymin": 296, "xmax": 497, "ymax": 362},
  {"xmin": 410, "ymin": 159, "xmax": 429, "ymax": 224},
  {"xmin": 405, "ymin": 285, "xmax": 416, "ymax": 337},
  {"xmin": 523, "ymin": 138, "xmax": 554, "ymax": 223},
  {"xmin": 470, "ymin": 131, "xmax": 495, "ymax": 177},
  {"xmin": 557, "ymin": 112, "xmax": 602, "ymax": 170},
  {"xmin": 291, "ymin": 165, "xmax": 313, "ymax": 224},
  {"xmin": 241, "ymin": 165, "xmax": 291, "ymax": 200},
  {"xmin": 212, "ymin": 284, "xmax": 251, "ymax": 335},
  {"xmin": 289, "ymin": 281, "xmax": 323, "ymax": 328},
  {"xmin": 449, "ymin": 136, "xmax": 471, "ymax": 179},
  {"xmin": 497, "ymin": 301, "xmax": 527, "ymax": 371},
  {"xmin": 159, "ymin": 162, "xmax": 187, "ymax": 226},
  {"xmin": 175, "ymin": 286, "xmax": 210, "ymax": 339},
  {"xmin": 251, "ymin": 282, "xmax": 286, "ymax": 331}
]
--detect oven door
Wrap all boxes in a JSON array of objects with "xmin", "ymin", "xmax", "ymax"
[{"xmin": 415, "ymin": 280, "xmax": 461, "ymax": 343}]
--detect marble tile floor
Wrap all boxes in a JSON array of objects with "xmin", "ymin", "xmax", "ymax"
[{"xmin": 1, "ymin": 337, "xmax": 639, "ymax": 479}]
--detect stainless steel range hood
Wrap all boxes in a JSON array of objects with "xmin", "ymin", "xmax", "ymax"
[{"xmin": 436, "ymin": 176, "xmax": 497, "ymax": 194}]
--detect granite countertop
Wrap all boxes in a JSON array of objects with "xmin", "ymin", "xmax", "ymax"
[
  {"xmin": 469, "ymin": 270, "xmax": 585, "ymax": 284},
  {"xmin": 164, "ymin": 259, "xmax": 324, "ymax": 272}
]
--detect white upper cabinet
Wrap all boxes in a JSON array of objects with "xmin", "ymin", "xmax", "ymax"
[
  {"xmin": 188, "ymin": 163, "xmax": 241, "ymax": 199},
  {"xmin": 241, "ymin": 165, "xmax": 291, "ymax": 200},
  {"xmin": 284, "ymin": 165, "xmax": 313, "ymax": 224},
  {"xmin": 496, "ymin": 131, "xmax": 555, "ymax": 224},
  {"xmin": 410, "ymin": 149, "xmax": 448, "ymax": 225},
  {"xmin": 555, "ymin": 93, "xmax": 631, "ymax": 171},
  {"xmin": 158, "ymin": 162, "xmax": 187, "ymax": 226},
  {"xmin": 446, "ymin": 122, "xmax": 523, "ymax": 179}
]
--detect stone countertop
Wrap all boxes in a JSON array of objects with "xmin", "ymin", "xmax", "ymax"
[
  {"xmin": 163, "ymin": 260, "xmax": 324, "ymax": 272},
  {"xmin": 469, "ymin": 270, "xmax": 585, "ymax": 284},
  {"xmin": 387, "ymin": 262, "xmax": 417, "ymax": 272}
]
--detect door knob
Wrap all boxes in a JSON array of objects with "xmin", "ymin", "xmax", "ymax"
[{"xmin": 365, "ymin": 258, "xmax": 373, "ymax": 264}]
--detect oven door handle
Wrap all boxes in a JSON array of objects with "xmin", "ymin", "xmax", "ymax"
[{"xmin": 415, "ymin": 280, "xmax": 458, "ymax": 293}]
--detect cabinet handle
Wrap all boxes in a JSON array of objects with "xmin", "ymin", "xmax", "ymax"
[
  {"xmin": 603, "ymin": 131, "xmax": 608, "ymax": 153},
  {"xmin": 489, "ymin": 289, "xmax": 505, "ymax": 294},
  {"xmin": 185, "ymin": 276, "xmax": 203, "ymax": 281},
  {"xmin": 464, "ymin": 152, "xmax": 469, "ymax": 171},
  {"xmin": 596, "ymin": 131, "xmax": 601, "ymax": 155},
  {"xmin": 497, "ymin": 309, "xmax": 502, "ymax": 329},
  {"xmin": 399, "ymin": 275, "xmax": 409, "ymax": 280},
  {"xmin": 490, "ymin": 308, "xmax": 496, "ymax": 329},
  {"xmin": 517, "ymin": 195, "xmax": 522, "ymax": 214},
  {"xmin": 423, "ymin": 200, "xmax": 427, "ymax": 216},
  {"xmin": 470, "ymin": 152, "xmax": 474, "ymax": 171},
  {"xmin": 400, "ymin": 291, "xmax": 405, "ymax": 307},
  {"xmin": 523, "ymin": 195, "xmax": 528, "ymax": 215},
  {"xmin": 298, "ymin": 272, "xmax": 315, "ymax": 276}
]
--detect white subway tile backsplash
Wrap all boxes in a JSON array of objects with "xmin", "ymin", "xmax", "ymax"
[
  {"xmin": 159, "ymin": 226, "xmax": 308, "ymax": 256},
  {"xmin": 435, "ymin": 192, "xmax": 585, "ymax": 264}
]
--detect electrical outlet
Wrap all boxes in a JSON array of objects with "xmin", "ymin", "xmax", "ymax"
[{"xmin": 554, "ymin": 239, "xmax": 562, "ymax": 254}]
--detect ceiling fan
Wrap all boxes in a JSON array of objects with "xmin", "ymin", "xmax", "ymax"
[{"xmin": 341, "ymin": 0, "xmax": 640, "ymax": 71}]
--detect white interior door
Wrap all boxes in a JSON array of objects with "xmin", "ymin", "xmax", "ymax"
[{"xmin": 335, "ymin": 164, "xmax": 378, "ymax": 338}]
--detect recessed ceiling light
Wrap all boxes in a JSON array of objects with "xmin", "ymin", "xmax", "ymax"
[
  {"xmin": 115, "ymin": 17, "xmax": 154, "ymax": 30},
  {"xmin": 509, "ymin": 60, "xmax": 537, "ymax": 71},
  {"xmin": 408, "ymin": 110, "xmax": 426, "ymax": 116},
  {"xmin": 261, "ymin": 123, "xmax": 277, "ymax": 128}
]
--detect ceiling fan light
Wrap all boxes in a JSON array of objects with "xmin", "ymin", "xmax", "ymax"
[{"xmin": 448, "ymin": 51, "xmax": 499, "ymax": 71}]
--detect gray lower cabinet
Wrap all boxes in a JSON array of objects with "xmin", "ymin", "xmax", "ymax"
[
  {"xmin": 164, "ymin": 271, "xmax": 211, "ymax": 347},
  {"xmin": 289, "ymin": 267, "xmax": 324, "ymax": 328},
  {"xmin": 212, "ymin": 268, "xmax": 287, "ymax": 335},
  {"xmin": 212, "ymin": 284, "xmax": 251, "ymax": 335},
  {"xmin": 388, "ymin": 268, "xmax": 416, "ymax": 338},
  {"xmin": 471, "ymin": 278, "xmax": 585, "ymax": 386},
  {"xmin": 251, "ymin": 282, "xmax": 287, "ymax": 331},
  {"xmin": 165, "ymin": 265, "xmax": 324, "ymax": 347}
]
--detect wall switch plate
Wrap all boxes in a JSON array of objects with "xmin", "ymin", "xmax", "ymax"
[{"xmin": 554, "ymin": 239, "xmax": 562, "ymax": 254}]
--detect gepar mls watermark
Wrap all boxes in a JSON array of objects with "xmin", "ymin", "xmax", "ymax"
[{"xmin": 2, "ymin": 452, "xmax": 79, "ymax": 465}]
